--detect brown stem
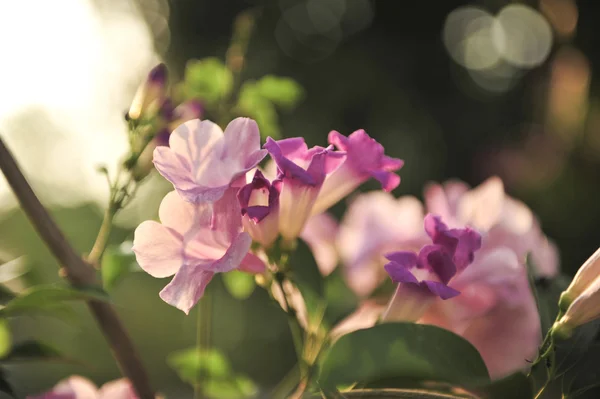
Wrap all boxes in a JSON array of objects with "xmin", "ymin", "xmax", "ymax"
[{"xmin": 0, "ymin": 138, "xmax": 154, "ymax": 399}]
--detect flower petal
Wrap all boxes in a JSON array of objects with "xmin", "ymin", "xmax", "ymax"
[
  {"xmin": 159, "ymin": 264, "xmax": 215, "ymax": 314},
  {"xmin": 98, "ymin": 379, "xmax": 137, "ymax": 399},
  {"xmin": 133, "ymin": 221, "xmax": 182, "ymax": 278},
  {"xmin": 384, "ymin": 261, "xmax": 419, "ymax": 284},
  {"xmin": 420, "ymin": 280, "xmax": 460, "ymax": 300},
  {"xmin": 28, "ymin": 375, "xmax": 99, "ymax": 399},
  {"xmin": 239, "ymin": 252, "xmax": 266, "ymax": 273}
]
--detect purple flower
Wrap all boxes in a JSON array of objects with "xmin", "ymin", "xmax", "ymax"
[
  {"xmin": 311, "ymin": 129, "xmax": 404, "ymax": 215},
  {"xmin": 237, "ymin": 170, "xmax": 280, "ymax": 248},
  {"xmin": 133, "ymin": 189, "xmax": 265, "ymax": 314},
  {"xmin": 382, "ymin": 214, "xmax": 481, "ymax": 321},
  {"xmin": 153, "ymin": 117, "xmax": 267, "ymax": 203},
  {"xmin": 264, "ymin": 137, "xmax": 345, "ymax": 241}
]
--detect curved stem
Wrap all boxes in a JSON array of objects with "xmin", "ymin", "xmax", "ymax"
[
  {"xmin": 87, "ymin": 205, "xmax": 116, "ymax": 266},
  {"xmin": 0, "ymin": 138, "xmax": 154, "ymax": 399}
]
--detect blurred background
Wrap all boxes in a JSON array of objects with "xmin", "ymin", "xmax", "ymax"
[{"xmin": 0, "ymin": 0, "xmax": 599, "ymax": 397}]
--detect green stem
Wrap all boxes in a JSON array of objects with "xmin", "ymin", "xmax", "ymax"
[{"xmin": 87, "ymin": 204, "xmax": 117, "ymax": 266}]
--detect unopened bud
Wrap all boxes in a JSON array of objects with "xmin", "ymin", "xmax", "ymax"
[{"xmin": 128, "ymin": 63, "xmax": 168, "ymax": 121}]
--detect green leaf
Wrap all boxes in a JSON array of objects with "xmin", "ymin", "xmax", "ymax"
[
  {"xmin": 1, "ymin": 340, "xmax": 68, "ymax": 363},
  {"xmin": 0, "ymin": 285, "xmax": 110, "ymax": 317},
  {"xmin": 0, "ymin": 321, "xmax": 10, "ymax": 359},
  {"xmin": 102, "ymin": 242, "xmax": 139, "ymax": 290},
  {"xmin": 168, "ymin": 348, "xmax": 231, "ymax": 385},
  {"xmin": 319, "ymin": 323, "xmax": 490, "ymax": 389},
  {"xmin": 255, "ymin": 75, "xmax": 303, "ymax": 109},
  {"xmin": 288, "ymin": 240, "xmax": 324, "ymax": 315},
  {"xmin": 222, "ymin": 271, "xmax": 256, "ymax": 300},
  {"xmin": 469, "ymin": 372, "xmax": 532, "ymax": 399},
  {"xmin": 184, "ymin": 58, "xmax": 233, "ymax": 105}
]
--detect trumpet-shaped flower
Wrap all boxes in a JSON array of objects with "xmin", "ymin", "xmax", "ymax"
[
  {"xmin": 264, "ymin": 137, "xmax": 345, "ymax": 241},
  {"xmin": 424, "ymin": 177, "xmax": 558, "ymax": 277},
  {"xmin": 27, "ymin": 376, "xmax": 138, "ymax": 399},
  {"xmin": 554, "ymin": 247, "xmax": 600, "ymax": 337},
  {"xmin": 381, "ymin": 214, "xmax": 482, "ymax": 321},
  {"xmin": 153, "ymin": 118, "xmax": 267, "ymax": 203},
  {"xmin": 311, "ymin": 129, "xmax": 404, "ymax": 215},
  {"xmin": 133, "ymin": 189, "xmax": 264, "ymax": 314},
  {"xmin": 337, "ymin": 192, "xmax": 427, "ymax": 296},
  {"xmin": 559, "ymin": 247, "xmax": 600, "ymax": 310},
  {"xmin": 300, "ymin": 212, "xmax": 339, "ymax": 276},
  {"xmin": 238, "ymin": 170, "xmax": 280, "ymax": 248},
  {"xmin": 419, "ymin": 247, "xmax": 540, "ymax": 378}
]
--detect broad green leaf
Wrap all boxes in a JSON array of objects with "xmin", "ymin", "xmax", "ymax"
[
  {"xmin": 319, "ymin": 323, "xmax": 490, "ymax": 389},
  {"xmin": 168, "ymin": 348, "xmax": 231, "ymax": 385},
  {"xmin": 222, "ymin": 271, "xmax": 256, "ymax": 300},
  {"xmin": 1, "ymin": 340, "xmax": 68, "ymax": 363},
  {"xmin": 0, "ymin": 321, "xmax": 10, "ymax": 358},
  {"xmin": 102, "ymin": 242, "xmax": 139, "ymax": 290},
  {"xmin": 184, "ymin": 58, "xmax": 233, "ymax": 105},
  {"xmin": 288, "ymin": 240, "xmax": 324, "ymax": 314},
  {"xmin": 0, "ymin": 285, "xmax": 109, "ymax": 317},
  {"xmin": 469, "ymin": 372, "xmax": 532, "ymax": 399},
  {"xmin": 255, "ymin": 75, "xmax": 303, "ymax": 108}
]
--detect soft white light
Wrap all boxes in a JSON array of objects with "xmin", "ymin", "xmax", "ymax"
[
  {"xmin": 443, "ymin": 7, "xmax": 501, "ymax": 71},
  {"xmin": 492, "ymin": 4, "xmax": 553, "ymax": 68},
  {"xmin": 0, "ymin": 0, "xmax": 158, "ymax": 211}
]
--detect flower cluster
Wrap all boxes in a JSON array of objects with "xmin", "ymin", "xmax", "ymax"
[
  {"xmin": 133, "ymin": 118, "xmax": 403, "ymax": 314},
  {"xmin": 314, "ymin": 177, "xmax": 555, "ymax": 378}
]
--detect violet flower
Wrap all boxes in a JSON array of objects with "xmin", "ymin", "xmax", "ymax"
[
  {"xmin": 153, "ymin": 117, "xmax": 267, "ymax": 203},
  {"xmin": 311, "ymin": 129, "xmax": 404, "ymax": 215},
  {"xmin": 382, "ymin": 214, "xmax": 481, "ymax": 321},
  {"xmin": 237, "ymin": 170, "xmax": 280, "ymax": 248},
  {"xmin": 133, "ymin": 189, "xmax": 265, "ymax": 314},
  {"xmin": 264, "ymin": 137, "xmax": 345, "ymax": 241}
]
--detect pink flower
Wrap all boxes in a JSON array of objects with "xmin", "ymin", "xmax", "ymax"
[
  {"xmin": 337, "ymin": 192, "xmax": 426, "ymax": 296},
  {"xmin": 311, "ymin": 129, "xmax": 403, "ymax": 215},
  {"xmin": 27, "ymin": 376, "xmax": 138, "ymax": 399},
  {"xmin": 300, "ymin": 212, "xmax": 339, "ymax": 276},
  {"xmin": 419, "ymin": 248, "xmax": 540, "ymax": 378},
  {"xmin": 424, "ymin": 177, "xmax": 558, "ymax": 277},
  {"xmin": 264, "ymin": 137, "xmax": 345, "ymax": 241},
  {"xmin": 133, "ymin": 189, "xmax": 264, "ymax": 314},
  {"xmin": 153, "ymin": 118, "xmax": 267, "ymax": 203}
]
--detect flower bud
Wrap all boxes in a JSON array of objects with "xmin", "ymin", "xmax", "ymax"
[
  {"xmin": 128, "ymin": 63, "xmax": 168, "ymax": 121},
  {"xmin": 560, "ymin": 247, "xmax": 600, "ymax": 310}
]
